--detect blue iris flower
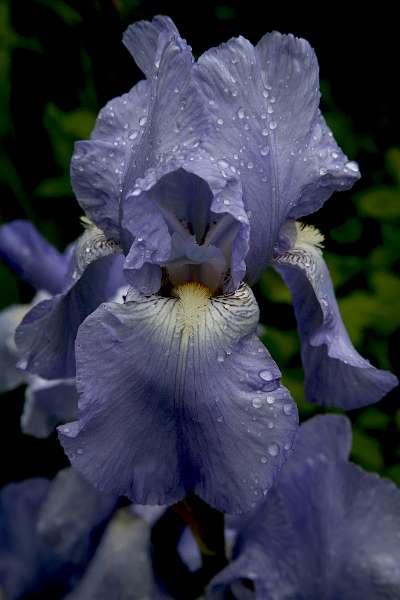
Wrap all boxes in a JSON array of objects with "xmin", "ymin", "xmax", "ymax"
[
  {"xmin": 0, "ymin": 16, "xmax": 396, "ymax": 513},
  {"xmin": 0, "ymin": 469, "xmax": 175, "ymax": 600},
  {"xmin": 208, "ymin": 414, "xmax": 400, "ymax": 599},
  {"xmin": 0, "ymin": 222, "xmax": 78, "ymax": 435},
  {"xmin": 0, "ymin": 221, "xmax": 119, "ymax": 437}
]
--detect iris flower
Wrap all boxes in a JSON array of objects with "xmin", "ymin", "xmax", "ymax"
[
  {"xmin": 0, "ymin": 222, "xmax": 77, "ymax": 436},
  {"xmin": 0, "ymin": 469, "xmax": 173, "ymax": 600},
  {"xmin": 208, "ymin": 414, "xmax": 400, "ymax": 598},
  {"xmin": 2, "ymin": 16, "xmax": 396, "ymax": 512}
]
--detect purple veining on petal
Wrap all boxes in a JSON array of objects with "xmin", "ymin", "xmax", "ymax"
[{"xmin": 59, "ymin": 283, "xmax": 297, "ymax": 513}]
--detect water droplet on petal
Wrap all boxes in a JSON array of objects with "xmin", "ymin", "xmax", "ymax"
[
  {"xmin": 218, "ymin": 159, "xmax": 229, "ymax": 170},
  {"xmin": 269, "ymin": 121, "xmax": 277, "ymax": 130},
  {"xmin": 260, "ymin": 146, "xmax": 270, "ymax": 156},
  {"xmin": 260, "ymin": 456, "xmax": 268, "ymax": 464},
  {"xmin": 262, "ymin": 128, "xmax": 269, "ymax": 136},
  {"xmin": 259, "ymin": 370, "xmax": 274, "ymax": 381},
  {"xmin": 283, "ymin": 403, "xmax": 293, "ymax": 415},
  {"xmin": 252, "ymin": 397, "xmax": 263, "ymax": 409},
  {"xmin": 139, "ymin": 116, "xmax": 147, "ymax": 127},
  {"xmin": 345, "ymin": 160, "xmax": 359, "ymax": 172},
  {"xmin": 217, "ymin": 353, "xmax": 225, "ymax": 363},
  {"xmin": 268, "ymin": 443, "xmax": 280, "ymax": 457},
  {"xmin": 237, "ymin": 107, "xmax": 245, "ymax": 120},
  {"xmin": 247, "ymin": 162, "xmax": 254, "ymax": 169},
  {"xmin": 217, "ymin": 118, "xmax": 224, "ymax": 125}
]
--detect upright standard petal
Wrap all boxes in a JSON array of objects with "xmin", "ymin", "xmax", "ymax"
[
  {"xmin": 123, "ymin": 14, "xmax": 179, "ymax": 78},
  {"xmin": 194, "ymin": 33, "xmax": 359, "ymax": 283},
  {"xmin": 208, "ymin": 415, "xmax": 400, "ymax": 599},
  {"xmin": 59, "ymin": 283, "xmax": 297, "ymax": 513},
  {"xmin": 273, "ymin": 222, "xmax": 398, "ymax": 408},
  {"xmin": 0, "ymin": 220, "xmax": 70, "ymax": 294},
  {"xmin": 71, "ymin": 80, "xmax": 150, "ymax": 240},
  {"xmin": 74, "ymin": 17, "xmax": 250, "ymax": 295},
  {"xmin": 119, "ymin": 31, "xmax": 249, "ymax": 293},
  {"xmin": 21, "ymin": 377, "xmax": 78, "ymax": 438}
]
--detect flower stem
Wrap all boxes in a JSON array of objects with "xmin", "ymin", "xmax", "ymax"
[{"xmin": 173, "ymin": 493, "xmax": 228, "ymax": 583}]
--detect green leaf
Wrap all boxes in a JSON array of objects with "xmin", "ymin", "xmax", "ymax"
[
  {"xmin": 358, "ymin": 187, "xmax": 400, "ymax": 219},
  {"xmin": 385, "ymin": 465, "xmax": 400, "ymax": 487},
  {"xmin": 339, "ymin": 287, "xmax": 400, "ymax": 345},
  {"xmin": 215, "ymin": 5, "xmax": 235, "ymax": 19},
  {"xmin": 351, "ymin": 429, "xmax": 384, "ymax": 471},
  {"xmin": 369, "ymin": 271, "xmax": 400, "ymax": 303},
  {"xmin": 355, "ymin": 408, "xmax": 390, "ymax": 431},
  {"xmin": 324, "ymin": 253, "xmax": 363, "ymax": 289},
  {"xmin": 0, "ymin": 263, "xmax": 19, "ymax": 309},
  {"xmin": 44, "ymin": 104, "xmax": 96, "ymax": 169},
  {"xmin": 37, "ymin": 0, "xmax": 82, "ymax": 25},
  {"xmin": 261, "ymin": 326, "xmax": 299, "ymax": 365},
  {"xmin": 385, "ymin": 147, "xmax": 400, "ymax": 187},
  {"xmin": 259, "ymin": 268, "xmax": 291, "ymax": 304},
  {"xmin": 395, "ymin": 409, "xmax": 400, "ymax": 432},
  {"xmin": 330, "ymin": 218, "xmax": 362, "ymax": 243},
  {"xmin": 35, "ymin": 176, "xmax": 73, "ymax": 198}
]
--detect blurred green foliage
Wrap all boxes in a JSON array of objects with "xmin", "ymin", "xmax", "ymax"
[{"xmin": 0, "ymin": 0, "xmax": 398, "ymax": 485}]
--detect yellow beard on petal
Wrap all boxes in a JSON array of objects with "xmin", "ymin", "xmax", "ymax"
[
  {"xmin": 172, "ymin": 282, "xmax": 211, "ymax": 337},
  {"xmin": 295, "ymin": 221, "xmax": 325, "ymax": 250}
]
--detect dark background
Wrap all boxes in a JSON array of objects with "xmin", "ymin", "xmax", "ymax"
[{"xmin": 0, "ymin": 1, "xmax": 399, "ymax": 488}]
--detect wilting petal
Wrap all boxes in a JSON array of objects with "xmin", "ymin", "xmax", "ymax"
[
  {"xmin": 0, "ymin": 221, "xmax": 70, "ymax": 294},
  {"xmin": 37, "ymin": 468, "xmax": 117, "ymax": 569},
  {"xmin": 0, "ymin": 304, "xmax": 29, "ymax": 393},
  {"xmin": 21, "ymin": 377, "xmax": 78, "ymax": 438},
  {"xmin": 208, "ymin": 415, "xmax": 400, "ymax": 599},
  {"xmin": 59, "ymin": 283, "xmax": 297, "ymax": 513},
  {"xmin": 16, "ymin": 253, "xmax": 125, "ymax": 379},
  {"xmin": 123, "ymin": 14, "xmax": 179, "ymax": 78},
  {"xmin": 64, "ymin": 509, "xmax": 170, "ymax": 600},
  {"xmin": 0, "ymin": 478, "xmax": 61, "ymax": 600},
  {"xmin": 194, "ymin": 33, "xmax": 359, "ymax": 283},
  {"xmin": 274, "ymin": 223, "xmax": 397, "ymax": 408}
]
